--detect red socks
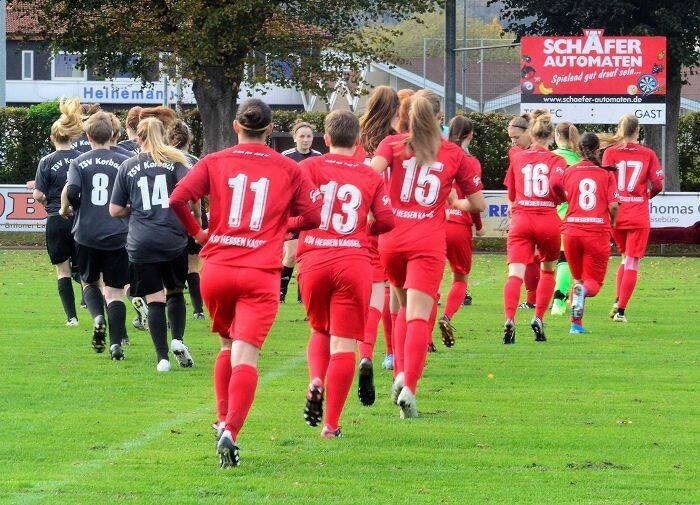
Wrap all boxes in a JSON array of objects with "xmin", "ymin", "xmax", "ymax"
[
  {"xmin": 382, "ymin": 287, "xmax": 393, "ymax": 355},
  {"xmin": 324, "ymin": 352, "xmax": 355, "ymax": 430},
  {"xmin": 307, "ymin": 331, "xmax": 330, "ymax": 383},
  {"xmin": 359, "ymin": 307, "xmax": 382, "ymax": 360},
  {"xmin": 392, "ymin": 308, "xmax": 407, "ymax": 377},
  {"xmin": 386, "ymin": 310, "xmax": 396, "ymax": 355},
  {"xmin": 445, "ymin": 281, "xmax": 467, "ymax": 319},
  {"xmin": 524, "ymin": 262, "xmax": 540, "ymax": 305},
  {"xmin": 503, "ymin": 275, "xmax": 523, "ymax": 320},
  {"xmin": 618, "ymin": 269, "xmax": 638, "ymax": 309},
  {"xmin": 615, "ymin": 263, "xmax": 625, "ymax": 299},
  {"xmin": 213, "ymin": 349, "xmax": 232, "ymax": 422},
  {"xmin": 428, "ymin": 294, "xmax": 439, "ymax": 333},
  {"xmin": 403, "ymin": 318, "xmax": 430, "ymax": 394},
  {"xmin": 535, "ymin": 270, "xmax": 556, "ymax": 320},
  {"xmin": 225, "ymin": 364, "xmax": 259, "ymax": 440},
  {"xmin": 583, "ymin": 279, "xmax": 601, "ymax": 298}
]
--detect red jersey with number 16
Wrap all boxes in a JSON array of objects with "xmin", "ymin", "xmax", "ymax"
[
  {"xmin": 169, "ymin": 143, "xmax": 322, "ymax": 270},
  {"xmin": 296, "ymin": 153, "xmax": 394, "ymax": 269},
  {"xmin": 374, "ymin": 134, "xmax": 483, "ymax": 253},
  {"xmin": 553, "ymin": 161, "xmax": 619, "ymax": 236},
  {"xmin": 504, "ymin": 146, "xmax": 566, "ymax": 214},
  {"xmin": 601, "ymin": 142, "xmax": 663, "ymax": 229}
]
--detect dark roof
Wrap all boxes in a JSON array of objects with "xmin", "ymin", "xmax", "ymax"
[{"xmin": 6, "ymin": 3, "xmax": 40, "ymax": 38}]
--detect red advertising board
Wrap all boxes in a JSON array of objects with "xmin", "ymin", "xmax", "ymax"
[{"xmin": 520, "ymin": 30, "xmax": 667, "ymax": 124}]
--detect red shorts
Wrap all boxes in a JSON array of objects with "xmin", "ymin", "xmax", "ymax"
[
  {"xmin": 200, "ymin": 262, "xmax": 279, "ymax": 348},
  {"xmin": 446, "ymin": 221, "xmax": 473, "ymax": 276},
  {"xmin": 611, "ymin": 228, "xmax": 649, "ymax": 259},
  {"xmin": 368, "ymin": 237, "xmax": 387, "ymax": 283},
  {"xmin": 563, "ymin": 234, "xmax": 611, "ymax": 288},
  {"xmin": 507, "ymin": 212, "xmax": 560, "ymax": 264},
  {"xmin": 299, "ymin": 260, "xmax": 371, "ymax": 340},
  {"xmin": 380, "ymin": 249, "xmax": 446, "ymax": 296}
]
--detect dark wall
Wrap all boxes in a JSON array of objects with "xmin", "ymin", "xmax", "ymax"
[{"xmin": 6, "ymin": 41, "xmax": 52, "ymax": 80}]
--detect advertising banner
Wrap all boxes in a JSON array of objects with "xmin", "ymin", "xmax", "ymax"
[
  {"xmin": 0, "ymin": 185, "xmax": 47, "ymax": 232},
  {"xmin": 520, "ymin": 30, "xmax": 667, "ymax": 124}
]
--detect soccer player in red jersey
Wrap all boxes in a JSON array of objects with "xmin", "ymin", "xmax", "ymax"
[
  {"xmin": 502, "ymin": 110, "xmax": 566, "ymax": 344},
  {"xmin": 552, "ymin": 133, "xmax": 619, "ymax": 333},
  {"xmin": 169, "ymin": 99, "xmax": 322, "ymax": 468},
  {"xmin": 352, "ymin": 86, "xmax": 400, "ymax": 404},
  {"xmin": 371, "ymin": 89, "xmax": 486, "ymax": 419},
  {"xmin": 438, "ymin": 116, "xmax": 484, "ymax": 347},
  {"xmin": 297, "ymin": 111, "xmax": 394, "ymax": 438},
  {"xmin": 600, "ymin": 115, "xmax": 664, "ymax": 322}
]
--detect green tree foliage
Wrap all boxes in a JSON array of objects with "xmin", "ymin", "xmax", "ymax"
[
  {"xmin": 492, "ymin": 0, "xmax": 700, "ymax": 190},
  {"xmin": 9, "ymin": 0, "xmax": 438, "ymax": 153}
]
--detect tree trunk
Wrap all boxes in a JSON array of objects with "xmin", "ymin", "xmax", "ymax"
[{"xmin": 192, "ymin": 67, "xmax": 240, "ymax": 154}]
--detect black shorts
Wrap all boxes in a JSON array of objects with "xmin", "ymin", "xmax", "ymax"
[
  {"xmin": 45, "ymin": 214, "xmax": 75, "ymax": 265},
  {"xmin": 129, "ymin": 249, "xmax": 188, "ymax": 297},
  {"xmin": 75, "ymin": 243, "xmax": 129, "ymax": 288},
  {"xmin": 187, "ymin": 236, "xmax": 202, "ymax": 255}
]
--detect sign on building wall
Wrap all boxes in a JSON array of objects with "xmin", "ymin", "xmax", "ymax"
[{"xmin": 520, "ymin": 30, "xmax": 667, "ymax": 124}]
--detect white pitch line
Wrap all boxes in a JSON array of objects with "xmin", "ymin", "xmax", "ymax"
[{"xmin": 10, "ymin": 353, "xmax": 307, "ymax": 505}]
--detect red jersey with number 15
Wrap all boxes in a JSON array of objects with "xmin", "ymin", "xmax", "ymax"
[
  {"xmin": 601, "ymin": 142, "xmax": 663, "ymax": 229},
  {"xmin": 553, "ymin": 161, "xmax": 619, "ymax": 236},
  {"xmin": 374, "ymin": 133, "xmax": 483, "ymax": 253},
  {"xmin": 296, "ymin": 153, "xmax": 394, "ymax": 269},
  {"xmin": 169, "ymin": 143, "xmax": 321, "ymax": 270},
  {"xmin": 504, "ymin": 145, "xmax": 566, "ymax": 214}
]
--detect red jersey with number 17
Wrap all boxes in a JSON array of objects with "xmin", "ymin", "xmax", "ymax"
[
  {"xmin": 504, "ymin": 145, "xmax": 566, "ymax": 214},
  {"xmin": 296, "ymin": 153, "xmax": 394, "ymax": 269},
  {"xmin": 601, "ymin": 142, "xmax": 663, "ymax": 229},
  {"xmin": 553, "ymin": 161, "xmax": 619, "ymax": 236},
  {"xmin": 169, "ymin": 143, "xmax": 322, "ymax": 270},
  {"xmin": 374, "ymin": 133, "xmax": 483, "ymax": 253}
]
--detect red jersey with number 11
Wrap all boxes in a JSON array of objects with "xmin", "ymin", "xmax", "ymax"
[
  {"xmin": 169, "ymin": 143, "xmax": 321, "ymax": 270},
  {"xmin": 374, "ymin": 134, "xmax": 483, "ymax": 253}
]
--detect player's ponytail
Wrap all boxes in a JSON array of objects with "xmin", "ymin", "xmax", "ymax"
[
  {"xmin": 578, "ymin": 132, "xmax": 616, "ymax": 171},
  {"xmin": 167, "ymin": 119, "xmax": 193, "ymax": 151},
  {"xmin": 555, "ymin": 121, "xmax": 580, "ymax": 151},
  {"xmin": 408, "ymin": 89, "xmax": 442, "ymax": 165},
  {"xmin": 51, "ymin": 97, "xmax": 83, "ymax": 144},
  {"xmin": 138, "ymin": 117, "xmax": 188, "ymax": 167},
  {"xmin": 508, "ymin": 112, "xmax": 530, "ymax": 132},
  {"xmin": 396, "ymin": 89, "xmax": 414, "ymax": 134},
  {"xmin": 598, "ymin": 113, "xmax": 640, "ymax": 148},
  {"xmin": 359, "ymin": 86, "xmax": 399, "ymax": 156},
  {"xmin": 448, "ymin": 115, "xmax": 474, "ymax": 147},
  {"xmin": 125, "ymin": 106, "xmax": 142, "ymax": 133},
  {"xmin": 530, "ymin": 109, "xmax": 554, "ymax": 141},
  {"xmin": 108, "ymin": 113, "xmax": 122, "ymax": 144}
]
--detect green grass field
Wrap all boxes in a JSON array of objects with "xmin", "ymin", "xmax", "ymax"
[{"xmin": 0, "ymin": 250, "xmax": 697, "ymax": 504}]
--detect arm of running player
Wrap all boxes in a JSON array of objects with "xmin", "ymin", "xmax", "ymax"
[
  {"xmin": 170, "ymin": 159, "xmax": 211, "ymax": 243},
  {"xmin": 454, "ymin": 154, "xmax": 486, "ymax": 213},
  {"xmin": 60, "ymin": 183, "xmax": 76, "ymax": 218},
  {"xmin": 607, "ymin": 172, "xmax": 620, "ymax": 227},
  {"xmin": 367, "ymin": 179, "xmax": 394, "ymax": 235},
  {"xmin": 109, "ymin": 165, "xmax": 131, "ymax": 218},
  {"xmin": 287, "ymin": 167, "xmax": 322, "ymax": 232},
  {"xmin": 648, "ymin": 152, "xmax": 664, "ymax": 198},
  {"xmin": 550, "ymin": 168, "xmax": 566, "ymax": 203},
  {"xmin": 370, "ymin": 136, "xmax": 394, "ymax": 174},
  {"xmin": 472, "ymin": 211, "xmax": 485, "ymax": 236}
]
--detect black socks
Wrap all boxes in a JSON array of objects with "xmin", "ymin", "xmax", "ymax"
[
  {"xmin": 57, "ymin": 277, "xmax": 77, "ymax": 320},
  {"xmin": 83, "ymin": 284, "xmax": 105, "ymax": 320},
  {"xmin": 106, "ymin": 300, "xmax": 126, "ymax": 347},
  {"xmin": 280, "ymin": 266, "xmax": 294, "ymax": 301},
  {"xmin": 147, "ymin": 301, "xmax": 169, "ymax": 361},
  {"xmin": 186, "ymin": 273, "xmax": 203, "ymax": 314},
  {"xmin": 166, "ymin": 292, "xmax": 186, "ymax": 342}
]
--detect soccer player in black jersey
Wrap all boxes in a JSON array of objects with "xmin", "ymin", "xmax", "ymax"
[
  {"xmin": 33, "ymin": 98, "xmax": 83, "ymax": 326},
  {"xmin": 60, "ymin": 111, "xmax": 131, "ymax": 360},
  {"xmin": 117, "ymin": 106, "xmax": 142, "ymax": 154},
  {"xmin": 110, "ymin": 117, "xmax": 194, "ymax": 372}
]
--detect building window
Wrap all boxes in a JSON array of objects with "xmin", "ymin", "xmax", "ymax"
[
  {"xmin": 52, "ymin": 53, "xmax": 86, "ymax": 80},
  {"xmin": 22, "ymin": 51, "xmax": 33, "ymax": 80}
]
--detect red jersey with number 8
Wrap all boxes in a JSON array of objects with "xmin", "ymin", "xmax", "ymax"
[
  {"xmin": 601, "ymin": 142, "xmax": 663, "ymax": 229},
  {"xmin": 296, "ymin": 153, "xmax": 394, "ymax": 268},
  {"xmin": 504, "ymin": 145, "xmax": 566, "ymax": 214},
  {"xmin": 374, "ymin": 134, "xmax": 483, "ymax": 253},
  {"xmin": 169, "ymin": 143, "xmax": 321, "ymax": 270},
  {"xmin": 554, "ymin": 161, "xmax": 619, "ymax": 236}
]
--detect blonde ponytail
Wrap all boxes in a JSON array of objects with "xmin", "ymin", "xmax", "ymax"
[
  {"xmin": 408, "ymin": 89, "xmax": 442, "ymax": 165},
  {"xmin": 137, "ymin": 117, "xmax": 189, "ymax": 166},
  {"xmin": 530, "ymin": 108, "xmax": 554, "ymax": 141},
  {"xmin": 51, "ymin": 97, "xmax": 83, "ymax": 144},
  {"xmin": 598, "ymin": 114, "xmax": 640, "ymax": 148}
]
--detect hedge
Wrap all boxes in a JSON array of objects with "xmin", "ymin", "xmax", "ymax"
[{"xmin": 1, "ymin": 102, "xmax": 699, "ymax": 191}]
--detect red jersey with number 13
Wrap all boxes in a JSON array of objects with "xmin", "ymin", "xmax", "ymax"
[
  {"xmin": 296, "ymin": 153, "xmax": 393, "ymax": 269},
  {"xmin": 170, "ymin": 143, "xmax": 321, "ymax": 270},
  {"xmin": 601, "ymin": 142, "xmax": 663, "ymax": 229},
  {"xmin": 504, "ymin": 145, "xmax": 566, "ymax": 214},
  {"xmin": 374, "ymin": 134, "xmax": 483, "ymax": 253}
]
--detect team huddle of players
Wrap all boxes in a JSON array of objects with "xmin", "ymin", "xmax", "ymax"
[{"xmin": 31, "ymin": 86, "xmax": 662, "ymax": 469}]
